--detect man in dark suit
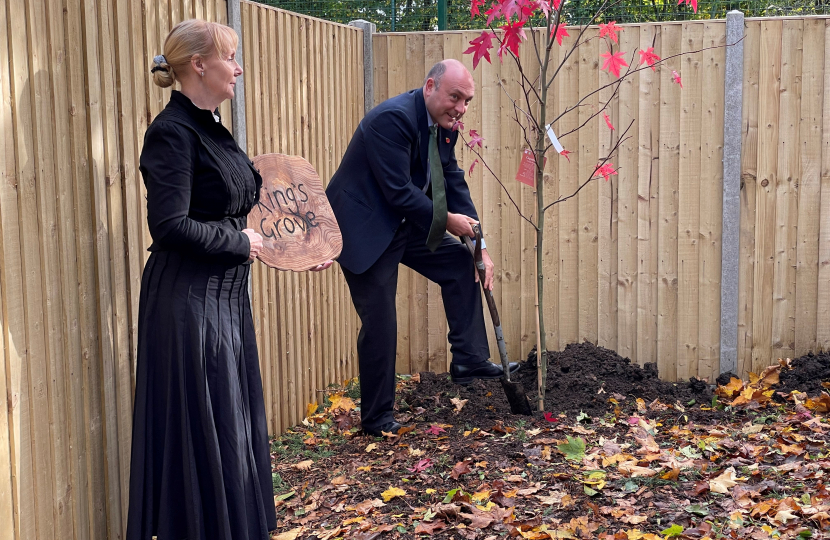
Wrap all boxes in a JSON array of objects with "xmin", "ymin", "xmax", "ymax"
[{"xmin": 326, "ymin": 59, "xmax": 517, "ymax": 437}]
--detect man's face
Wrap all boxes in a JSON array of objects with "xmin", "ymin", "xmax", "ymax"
[{"xmin": 423, "ymin": 66, "xmax": 475, "ymax": 130}]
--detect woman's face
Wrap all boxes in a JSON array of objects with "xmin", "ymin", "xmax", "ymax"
[{"xmin": 202, "ymin": 49, "xmax": 243, "ymax": 103}]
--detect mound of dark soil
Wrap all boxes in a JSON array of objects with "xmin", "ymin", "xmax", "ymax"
[
  {"xmin": 518, "ymin": 342, "xmax": 712, "ymax": 417},
  {"xmin": 401, "ymin": 341, "xmax": 712, "ymax": 425},
  {"xmin": 776, "ymin": 352, "xmax": 830, "ymax": 396}
]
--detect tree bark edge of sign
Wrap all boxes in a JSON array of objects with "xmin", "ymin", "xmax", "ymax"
[{"xmin": 248, "ymin": 153, "xmax": 343, "ymax": 271}]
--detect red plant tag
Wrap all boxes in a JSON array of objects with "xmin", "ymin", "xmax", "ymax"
[{"xmin": 515, "ymin": 148, "xmax": 545, "ymax": 186}]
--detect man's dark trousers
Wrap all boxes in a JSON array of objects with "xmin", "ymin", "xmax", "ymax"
[{"xmin": 341, "ymin": 220, "xmax": 489, "ymax": 432}]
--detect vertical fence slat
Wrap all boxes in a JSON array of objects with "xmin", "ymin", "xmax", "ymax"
[
  {"xmin": 698, "ymin": 22, "xmax": 726, "ymax": 381},
  {"xmin": 657, "ymin": 23, "xmax": 681, "ymax": 382},
  {"xmin": 752, "ymin": 20, "xmax": 783, "ymax": 373},
  {"xmin": 577, "ymin": 29, "xmax": 598, "ymax": 345},
  {"xmin": 771, "ymin": 20, "xmax": 802, "ymax": 362},
  {"xmin": 794, "ymin": 19, "xmax": 824, "ymax": 356},
  {"xmin": 818, "ymin": 20, "xmax": 830, "ymax": 352},
  {"xmin": 738, "ymin": 21, "xmax": 760, "ymax": 375},
  {"xmin": 636, "ymin": 24, "xmax": 660, "ymax": 367}
]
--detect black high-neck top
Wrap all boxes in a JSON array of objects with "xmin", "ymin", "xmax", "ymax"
[{"xmin": 139, "ymin": 91, "xmax": 262, "ymax": 265}]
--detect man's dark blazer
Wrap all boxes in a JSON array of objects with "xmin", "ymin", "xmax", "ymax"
[{"xmin": 326, "ymin": 88, "xmax": 478, "ymax": 274}]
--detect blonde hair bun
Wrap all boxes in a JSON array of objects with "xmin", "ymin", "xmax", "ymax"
[{"xmin": 151, "ymin": 19, "xmax": 238, "ymax": 88}]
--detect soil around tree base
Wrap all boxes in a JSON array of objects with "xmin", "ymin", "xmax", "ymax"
[{"xmin": 402, "ymin": 342, "xmax": 829, "ymax": 427}]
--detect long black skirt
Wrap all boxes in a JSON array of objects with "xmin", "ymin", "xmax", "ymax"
[{"xmin": 127, "ymin": 250, "xmax": 277, "ymax": 540}]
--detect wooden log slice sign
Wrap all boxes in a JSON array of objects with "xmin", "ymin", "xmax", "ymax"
[{"xmin": 248, "ymin": 153, "xmax": 342, "ymax": 271}]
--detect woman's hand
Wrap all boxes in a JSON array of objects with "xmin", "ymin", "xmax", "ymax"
[
  {"xmin": 242, "ymin": 228, "xmax": 263, "ymax": 261},
  {"xmin": 310, "ymin": 260, "xmax": 334, "ymax": 272}
]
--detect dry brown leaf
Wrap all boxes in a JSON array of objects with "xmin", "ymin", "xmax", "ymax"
[
  {"xmin": 709, "ymin": 467, "xmax": 739, "ymax": 494},
  {"xmin": 451, "ymin": 460, "xmax": 472, "ymax": 479},
  {"xmin": 414, "ymin": 520, "xmax": 446, "ymax": 535},
  {"xmin": 450, "ymin": 397, "xmax": 468, "ymax": 413},
  {"xmin": 620, "ymin": 515, "xmax": 649, "ymax": 525},
  {"xmin": 293, "ymin": 460, "xmax": 314, "ymax": 470}
]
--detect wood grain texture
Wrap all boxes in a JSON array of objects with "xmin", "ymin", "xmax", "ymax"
[{"xmin": 249, "ymin": 154, "xmax": 343, "ymax": 272}]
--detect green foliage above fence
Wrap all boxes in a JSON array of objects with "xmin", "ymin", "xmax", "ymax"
[{"xmin": 254, "ymin": 0, "xmax": 830, "ymax": 31}]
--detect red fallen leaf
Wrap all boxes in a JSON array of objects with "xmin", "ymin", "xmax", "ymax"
[
  {"xmin": 451, "ymin": 460, "xmax": 472, "ymax": 479},
  {"xmin": 594, "ymin": 162, "xmax": 618, "ymax": 182},
  {"xmin": 407, "ymin": 458, "xmax": 433, "ymax": 473},
  {"xmin": 551, "ymin": 24, "xmax": 569, "ymax": 46},
  {"xmin": 466, "ymin": 129, "xmax": 484, "ymax": 149},
  {"xmin": 559, "ymin": 149, "xmax": 571, "ymax": 162},
  {"xmin": 452, "ymin": 120, "xmax": 464, "ymax": 132},
  {"xmin": 598, "ymin": 21, "xmax": 622, "ymax": 44},
  {"xmin": 470, "ymin": 0, "xmax": 486, "ymax": 18},
  {"xmin": 544, "ymin": 412, "xmax": 559, "ymax": 422},
  {"xmin": 468, "ymin": 158, "xmax": 479, "ymax": 176},
  {"xmin": 671, "ymin": 70, "xmax": 683, "ymax": 88},
  {"xmin": 463, "ymin": 31, "xmax": 496, "ymax": 69},
  {"xmin": 603, "ymin": 111, "xmax": 615, "ymax": 131},
  {"xmin": 690, "ymin": 480, "xmax": 710, "ymax": 496},
  {"xmin": 678, "ymin": 0, "xmax": 698, "ymax": 12},
  {"xmin": 498, "ymin": 20, "xmax": 527, "ymax": 61},
  {"xmin": 424, "ymin": 425, "xmax": 446, "ymax": 436},
  {"xmin": 638, "ymin": 47, "xmax": 660, "ymax": 70},
  {"xmin": 600, "ymin": 50, "xmax": 628, "ymax": 78}
]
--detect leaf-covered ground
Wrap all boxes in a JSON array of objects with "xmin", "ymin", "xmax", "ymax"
[{"xmin": 270, "ymin": 344, "xmax": 830, "ymax": 540}]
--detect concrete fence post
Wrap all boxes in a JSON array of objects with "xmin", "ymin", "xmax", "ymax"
[
  {"xmin": 228, "ymin": 0, "xmax": 247, "ymax": 151},
  {"xmin": 720, "ymin": 10, "xmax": 744, "ymax": 376},
  {"xmin": 349, "ymin": 19, "xmax": 376, "ymax": 113}
]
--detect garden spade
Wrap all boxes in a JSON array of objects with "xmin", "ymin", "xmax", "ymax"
[{"xmin": 463, "ymin": 225, "xmax": 533, "ymax": 416}]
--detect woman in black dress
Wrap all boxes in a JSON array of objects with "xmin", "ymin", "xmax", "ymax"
[{"xmin": 127, "ymin": 19, "xmax": 275, "ymax": 539}]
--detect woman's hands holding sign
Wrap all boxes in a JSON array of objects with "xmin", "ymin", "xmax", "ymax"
[{"xmin": 243, "ymin": 228, "xmax": 264, "ymax": 262}]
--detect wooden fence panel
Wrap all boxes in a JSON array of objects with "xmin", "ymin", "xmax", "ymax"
[
  {"xmin": 372, "ymin": 17, "xmax": 830, "ymax": 382},
  {"xmin": 241, "ymin": 3, "xmax": 362, "ymax": 435},
  {"xmin": 0, "ymin": 1, "xmax": 362, "ymax": 537}
]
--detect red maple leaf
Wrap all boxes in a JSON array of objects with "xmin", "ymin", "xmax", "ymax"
[
  {"xmin": 484, "ymin": 0, "xmax": 527, "ymax": 25},
  {"xmin": 559, "ymin": 149, "xmax": 571, "ymax": 162},
  {"xmin": 467, "ymin": 129, "xmax": 484, "ymax": 149},
  {"xmin": 544, "ymin": 412, "xmax": 559, "ymax": 422},
  {"xmin": 551, "ymin": 24, "xmax": 569, "ymax": 46},
  {"xmin": 598, "ymin": 21, "xmax": 622, "ymax": 44},
  {"xmin": 638, "ymin": 47, "xmax": 660, "ymax": 71},
  {"xmin": 602, "ymin": 111, "xmax": 615, "ymax": 131},
  {"xmin": 671, "ymin": 70, "xmax": 683, "ymax": 88},
  {"xmin": 424, "ymin": 424, "xmax": 446, "ymax": 435},
  {"xmin": 407, "ymin": 458, "xmax": 433, "ymax": 473},
  {"xmin": 600, "ymin": 50, "xmax": 628, "ymax": 78},
  {"xmin": 470, "ymin": 0, "xmax": 487, "ymax": 18},
  {"xmin": 498, "ymin": 20, "xmax": 526, "ymax": 60},
  {"xmin": 452, "ymin": 120, "xmax": 465, "ymax": 132},
  {"xmin": 678, "ymin": 0, "xmax": 698, "ymax": 13},
  {"xmin": 594, "ymin": 162, "xmax": 618, "ymax": 181},
  {"xmin": 463, "ymin": 31, "xmax": 496, "ymax": 69},
  {"xmin": 468, "ymin": 158, "xmax": 479, "ymax": 176}
]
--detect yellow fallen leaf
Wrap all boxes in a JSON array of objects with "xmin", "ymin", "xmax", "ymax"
[
  {"xmin": 356, "ymin": 466, "xmax": 371, "ymax": 472},
  {"xmin": 306, "ymin": 402, "xmax": 318, "ymax": 418},
  {"xmin": 381, "ymin": 486, "xmax": 406, "ymax": 502},
  {"xmin": 328, "ymin": 394, "xmax": 356, "ymax": 413},
  {"xmin": 636, "ymin": 398, "xmax": 647, "ymax": 412},
  {"xmin": 425, "ymin": 488, "xmax": 436, "ymax": 494},
  {"xmin": 342, "ymin": 516, "xmax": 365, "ymax": 525},
  {"xmin": 364, "ymin": 443, "xmax": 377, "ymax": 453},
  {"xmin": 626, "ymin": 530, "xmax": 645, "ymax": 540},
  {"xmin": 273, "ymin": 526, "xmax": 304, "ymax": 540},
  {"xmin": 709, "ymin": 467, "xmax": 739, "ymax": 494},
  {"xmin": 621, "ymin": 515, "xmax": 649, "ymax": 524},
  {"xmin": 293, "ymin": 460, "xmax": 313, "ymax": 470}
]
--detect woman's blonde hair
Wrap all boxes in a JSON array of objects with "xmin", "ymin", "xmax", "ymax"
[{"xmin": 152, "ymin": 19, "xmax": 238, "ymax": 88}]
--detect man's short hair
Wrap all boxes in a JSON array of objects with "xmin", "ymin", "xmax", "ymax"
[{"xmin": 425, "ymin": 62, "xmax": 447, "ymax": 89}]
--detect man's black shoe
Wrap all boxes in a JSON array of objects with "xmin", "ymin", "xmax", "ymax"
[
  {"xmin": 450, "ymin": 361, "xmax": 520, "ymax": 385},
  {"xmin": 363, "ymin": 421, "xmax": 403, "ymax": 437}
]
